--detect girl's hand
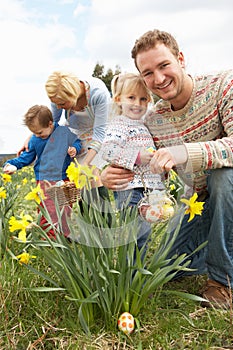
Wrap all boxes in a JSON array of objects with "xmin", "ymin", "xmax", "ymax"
[{"xmin": 138, "ymin": 149, "xmax": 154, "ymax": 165}]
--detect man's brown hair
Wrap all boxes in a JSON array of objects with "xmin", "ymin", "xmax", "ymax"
[{"xmin": 131, "ymin": 29, "xmax": 180, "ymax": 68}]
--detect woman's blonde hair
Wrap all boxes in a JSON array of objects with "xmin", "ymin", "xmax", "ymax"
[
  {"xmin": 45, "ymin": 71, "xmax": 82, "ymax": 105},
  {"xmin": 110, "ymin": 73, "xmax": 152, "ymax": 116}
]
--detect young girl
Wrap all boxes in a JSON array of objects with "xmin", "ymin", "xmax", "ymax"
[{"xmin": 98, "ymin": 73, "xmax": 164, "ymax": 251}]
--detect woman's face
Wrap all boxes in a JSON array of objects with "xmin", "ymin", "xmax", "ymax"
[{"xmin": 51, "ymin": 97, "xmax": 74, "ymax": 110}]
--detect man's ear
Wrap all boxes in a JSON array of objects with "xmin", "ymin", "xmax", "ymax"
[{"xmin": 178, "ymin": 52, "xmax": 185, "ymax": 69}]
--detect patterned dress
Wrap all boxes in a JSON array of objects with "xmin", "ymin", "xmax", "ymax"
[{"xmin": 99, "ymin": 114, "xmax": 164, "ymax": 190}]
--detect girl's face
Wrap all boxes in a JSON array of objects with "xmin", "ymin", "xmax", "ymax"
[{"xmin": 118, "ymin": 86, "xmax": 150, "ymax": 120}]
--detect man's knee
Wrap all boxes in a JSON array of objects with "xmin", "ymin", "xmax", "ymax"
[{"xmin": 207, "ymin": 168, "xmax": 233, "ymax": 198}]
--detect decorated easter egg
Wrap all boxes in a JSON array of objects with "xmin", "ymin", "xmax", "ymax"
[
  {"xmin": 118, "ymin": 312, "xmax": 135, "ymax": 334},
  {"xmin": 145, "ymin": 204, "xmax": 162, "ymax": 223},
  {"xmin": 162, "ymin": 204, "xmax": 175, "ymax": 219}
]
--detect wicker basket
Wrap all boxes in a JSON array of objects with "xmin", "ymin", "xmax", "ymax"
[{"xmin": 45, "ymin": 181, "xmax": 81, "ymax": 206}]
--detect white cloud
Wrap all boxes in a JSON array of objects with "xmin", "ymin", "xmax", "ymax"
[
  {"xmin": 74, "ymin": 4, "xmax": 88, "ymax": 17},
  {"xmin": 0, "ymin": 0, "xmax": 232, "ymax": 153},
  {"xmin": 84, "ymin": 1, "xmax": 233, "ymax": 74}
]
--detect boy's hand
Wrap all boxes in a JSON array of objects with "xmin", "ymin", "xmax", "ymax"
[
  {"xmin": 68, "ymin": 146, "xmax": 77, "ymax": 158},
  {"xmin": 3, "ymin": 164, "xmax": 17, "ymax": 174}
]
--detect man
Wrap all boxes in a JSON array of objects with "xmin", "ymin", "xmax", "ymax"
[{"xmin": 101, "ymin": 29, "xmax": 233, "ymax": 308}]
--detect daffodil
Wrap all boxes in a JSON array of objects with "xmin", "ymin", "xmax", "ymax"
[
  {"xmin": 170, "ymin": 184, "xmax": 176, "ymax": 191},
  {"xmin": 1, "ymin": 173, "xmax": 12, "ymax": 183},
  {"xmin": 169, "ymin": 169, "xmax": 178, "ymax": 182},
  {"xmin": 22, "ymin": 178, "xmax": 28, "ymax": 185},
  {"xmin": 0, "ymin": 187, "xmax": 7, "ymax": 200},
  {"xmin": 180, "ymin": 192, "xmax": 205, "ymax": 222},
  {"xmin": 66, "ymin": 160, "xmax": 98, "ymax": 189},
  {"xmin": 9, "ymin": 212, "xmax": 33, "ymax": 242},
  {"xmin": 25, "ymin": 184, "xmax": 46, "ymax": 204},
  {"xmin": 16, "ymin": 252, "xmax": 36, "ymax": 265}
]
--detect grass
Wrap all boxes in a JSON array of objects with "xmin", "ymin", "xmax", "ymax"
[
  {"xmin": 1, "ymin": 259, "xmax": 233, "ymax": 349},
  {"xmin": 1, "ymin": 244, "xmax": 233, "ymax": 350},
  {"xmin": 0, "ymin": 166, "xmax": 233, "ymax": 349}
]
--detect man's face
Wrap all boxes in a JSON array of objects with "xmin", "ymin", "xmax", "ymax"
[{"xmin": 136, "ymin": 43, "xmax": 186, "ymax": 104}]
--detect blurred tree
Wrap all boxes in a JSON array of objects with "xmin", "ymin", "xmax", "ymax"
[
  {"xmin": 92, "ymin": 62, "xmax": 105, "ymax": 80},
  {"xmin": 92, "ymin": 62, "xmax": 121, "ymax": 93}
]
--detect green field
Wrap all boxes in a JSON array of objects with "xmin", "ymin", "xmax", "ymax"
[{"xmin": 0, "ymin": 166, "xmax": 232, "ymax": 350}]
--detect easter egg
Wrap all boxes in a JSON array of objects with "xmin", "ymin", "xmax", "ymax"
[
  {"xmin": 162, "ymin": 204, "xmax": 175, "ymax": 219},
  {"xmin": 118, "ymin": 312, "xmax": 135, "ymax": 334},
  {"xmin": 145, "ymin": 204, "xmax": 162, "ymax": 223}
]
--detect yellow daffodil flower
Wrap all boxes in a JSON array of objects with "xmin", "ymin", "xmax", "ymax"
[
  {"xmin": 22, "ymin": 178, "xmax": 28, "ymax": 185},
  {"xmin": 25, "ymin": 184, "xmax": 46, "ymax": 204},
  {"xmin": 1, "ymin": 173, "xmax": 12, "ymax": 182},
  {"xmin": 66, "ymin": 160, "xmax": 98, "ymax": 189},
  {"xmin": 16, "ymin": 252, "xmax": 36, "ymax": 265},
  {"xmin": 81, "ymin": 164, "xmax": 98, "ymax": 180},
  {"xmin": 0, "ymin": 187, "xmax": 7, "ymax": 200},
  {"xmin": 180, "ymin": 192, "xmax": 204, "ymax": 222},
  {"xmin": 9, "ymin": 212, "xmax": 33, "ymax": 243},
  {"xmin": 170, "ymin": 184, "xmax": 176, "ymax": 191},
  {"xmin": 169, "ymin": 169, "xmax": 178, "ymax": 181}
]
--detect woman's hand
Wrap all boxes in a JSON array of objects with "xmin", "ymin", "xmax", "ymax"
[
  {"xmin": 101, "ymin": 165, "xmax": 134, "ymax": 190},
  {"xmin": 17, "ymin": 135, "xmax": 32, "ymax": 156}
]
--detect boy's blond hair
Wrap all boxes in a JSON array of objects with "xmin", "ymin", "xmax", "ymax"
[{"xmin": 23, "ymin": 105, "xmax": 52, "ymax": 128}]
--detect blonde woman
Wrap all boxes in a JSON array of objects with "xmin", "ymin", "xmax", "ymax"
[
  {"xmin": 18, "ymin": 71, "xmax": 111, "ymax": 199},
  {"xmin": 45, "ymin": 71, "xmax": 110, "ymax": 167}
]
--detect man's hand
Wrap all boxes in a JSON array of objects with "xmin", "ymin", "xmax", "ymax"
[
  {"xmin": 150, "ymin": 145, "xmax": 188, "ymax": 174},
  {"xmin": 101, "ymin": 165, "xmax": 134, "ymax": 190}
]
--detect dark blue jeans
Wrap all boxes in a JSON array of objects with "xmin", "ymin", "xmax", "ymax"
[
  {"xmin": 113, "ymin": 187, "xmax": 152, "ymax": 252},
  {"xmin": 167, "ymin": 168, "xmax": 233, "ymax": 287}
]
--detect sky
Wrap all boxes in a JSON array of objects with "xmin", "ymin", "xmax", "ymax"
[{"xmin": 0, "ymin": 0, "xmax": 233, "ymax": 154}]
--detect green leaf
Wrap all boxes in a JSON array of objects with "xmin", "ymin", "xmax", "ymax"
[{"xmin": 28, "ymin": 287, "xmax": 65, "ymax": 292}]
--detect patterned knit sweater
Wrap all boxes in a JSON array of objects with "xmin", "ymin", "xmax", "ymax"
[
  {"xmin": 144, "ymin": 70, "xmax": 233, "ymax": 196},
  {"xmin": 98, "ymin": 114, "xmax": 164, "ymax": 190}
]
